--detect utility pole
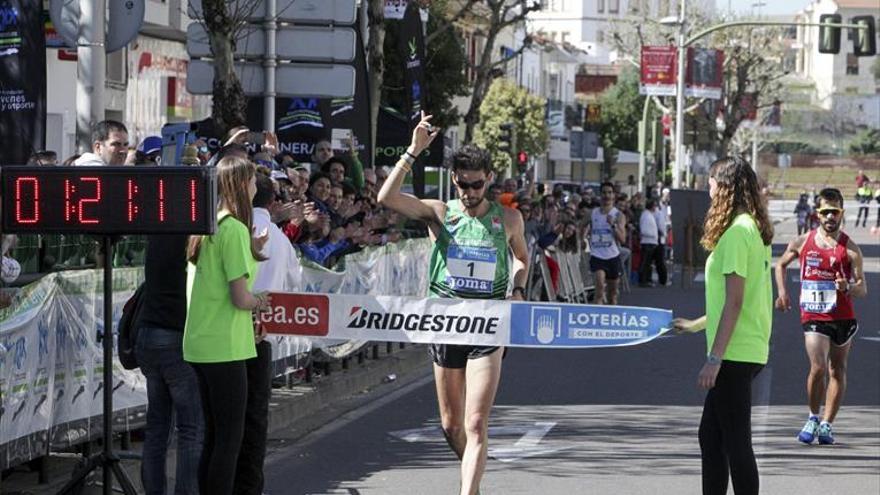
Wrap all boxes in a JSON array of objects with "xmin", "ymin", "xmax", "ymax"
[
  {"xmin": 672, "ymin": 0, "xmax": 687, "ymax": 188},
  {"xmin": 264, "ymin": 0, "xmax": 277, "ymax": 132},
  {"xmin": 76, "ymin": 0, "xmax": 106, "ymax": 152}
]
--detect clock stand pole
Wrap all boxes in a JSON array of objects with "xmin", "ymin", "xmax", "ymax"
[{"xmin": 57, "ymin": 236, "xmax": 138, "ymax": 495}]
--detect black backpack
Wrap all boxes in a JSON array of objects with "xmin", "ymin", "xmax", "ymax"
[{"xmin": 117, "ymin": 282, "xmax": 147, "ymax": 370}]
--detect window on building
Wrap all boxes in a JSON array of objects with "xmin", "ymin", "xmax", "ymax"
[
  {"xmin": 561, "ymin": 32, "xmax": 569, "ymax": 43},
  {"xmin": 597, "ymin": 0, "xmax": 605, "ymax": 14},
  {"xmin": 106, "ymin": 48, "xmax": 127, "ymax": 88},
  {"xmin": 846, "ymin": 54, "xmax": 859, "ymax": 75},
  {"xmin": 597, "ymin": 30, "xmax": 604, "ymax": 43},
  {"xmin": 609, "ymin": 0, "xmax": 620, "ymax": 14}
]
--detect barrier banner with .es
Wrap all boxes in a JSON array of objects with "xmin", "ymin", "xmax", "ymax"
[{"xmin": 261, "ymin": 293, "xmax": 673, "ymax": 349}]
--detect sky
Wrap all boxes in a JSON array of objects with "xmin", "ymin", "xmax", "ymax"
[{"xmin": 724, "ymin": 0, "xmax": 811, "ymax": 16}]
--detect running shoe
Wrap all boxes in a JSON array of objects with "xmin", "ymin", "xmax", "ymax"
[
  {"xmin": 798, "ymin": 416, "xmax": 820, "ymax": 444},
  {"xmin": 817, "ymin": 422, "xmax": 835, "ymax": 445}
]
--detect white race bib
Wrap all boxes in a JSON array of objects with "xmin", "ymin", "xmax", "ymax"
[
  {"xmin": 591, "ymin": 228, "xmax": 614, "ymax": 249},
  {"xmin": 800, "ymin": 280, "xmax": 837, "ymax": 313},
  {"xmin": 446, "ymin": 245, "xmax": 497, "ymax": 294}
]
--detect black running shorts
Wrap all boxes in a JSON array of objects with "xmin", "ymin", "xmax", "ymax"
[
  {"xmin": 589, "ymin": 255, "xmax": 621, "ymax": 280},
  {"xmin": 803, "ymin": 319, "xmax": 859, "ymax": 347},
  {"xmin": 429, "ymin": 344, "xmax": 506, "ymax": 369}
]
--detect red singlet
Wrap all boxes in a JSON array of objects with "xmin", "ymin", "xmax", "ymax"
[{"xmin": 799, "ymin": 229, "xmax": 854, "ymax": 323}]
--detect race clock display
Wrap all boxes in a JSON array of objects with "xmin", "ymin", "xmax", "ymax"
[{"xmin": 1, "ymin": 166, "xmax": 217, "ymax": 234}]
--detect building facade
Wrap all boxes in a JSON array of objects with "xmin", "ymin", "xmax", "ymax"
[
  {"xmin": 795, "ymin": 0, "xmax": 880, "ymax": 129},
  {"xmin": 43, "ymin": 0, "xmax": 210, "ymax": 161}
]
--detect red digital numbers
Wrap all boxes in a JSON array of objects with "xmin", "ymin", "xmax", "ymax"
[
  {"xmin": 127, "ymin": 179, "xmax": 140, "ymax": 222},
  {"xmin": 15, "ymin": 177, "xmax": 39, "ymax": 224},
  {"xmin": 3, "ymin": 167, "xmax": 212, "ymax": 234},
  {"xmin": 158, "ymin": 179, "xmax": 166, "ymax": 222},
  {"xmin": 190, "ymin": 179, "xmax": 197, "ymax": 222}
]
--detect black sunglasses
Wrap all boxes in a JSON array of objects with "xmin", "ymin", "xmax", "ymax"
[{"xmin": 454, "ymin": 178, "xmax": 486, "ymax": 191}]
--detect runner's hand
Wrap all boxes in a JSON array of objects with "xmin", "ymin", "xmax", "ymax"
[
  {"xmin": 774, "ymin": 292, "xmax": 791, "ymax": 312},
  {"xmin": 409, "ymin": 111, "xmax": 440, "ymax": 156},
  {"xmin": 834, "ymin": 269, "xmax": 849, "ymax": 293},
  {"xmin": 697, "ymin": 362, "xmax": 720, "ymax": 390}
]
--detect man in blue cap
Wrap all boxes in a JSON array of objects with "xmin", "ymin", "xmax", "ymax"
[{"xmin": 137, "ymin": 136, "xmax": 163, "ymax": 165}]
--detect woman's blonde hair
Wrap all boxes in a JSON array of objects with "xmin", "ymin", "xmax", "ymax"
[
  {"xmin": 188, "ymin": 156, "xmax": 266, "ymax": 263},
  {"xmin": 700, "ymin": 156, "xmax": 773, "ymax": 251}
]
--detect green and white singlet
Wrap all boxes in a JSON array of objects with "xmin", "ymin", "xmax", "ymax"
[{"xmin": 428, "ymin": 200, "xmax": 509, "ymax": 300}]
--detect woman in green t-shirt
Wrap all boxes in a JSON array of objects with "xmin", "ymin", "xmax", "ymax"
[
  {"xmin": 184, "ymin": 156, "xmax": 270, "ymax": 495},
  {"xmin": 673, "ymin": 156, "xmax": 774, "ymax": 495}
]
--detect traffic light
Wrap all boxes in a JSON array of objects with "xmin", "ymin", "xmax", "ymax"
[
  {"xmin": 517, "ymin": 151, "xmax": 528, "ymax": 172},
  {"xmin": 852, "ymin": 16, "xmax": 876, "ymax": 56},
  {"xmin": 819, "ymin": 14, "xmax": 842, "ymax": 54},
  {"xmin": 498, "ymin": 123, "xmax": 513, "ymax": 153}
]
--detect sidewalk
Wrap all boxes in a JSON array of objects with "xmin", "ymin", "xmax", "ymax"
[{"xmin": 1, "ymin": 345, "xmax": 432, "ymax": 495}]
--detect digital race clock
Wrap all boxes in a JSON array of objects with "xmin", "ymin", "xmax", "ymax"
[{"xmin": 1, "ymin": 166, "xmax": 217, "ymax": 234}]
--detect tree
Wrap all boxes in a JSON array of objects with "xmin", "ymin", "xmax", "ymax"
[
  {"xmin": 367, "ymin": 0, "xmax": 386, "ymax": 167},
  {"xmin": 598, "ymin": 67, "xmax": 645, "ymax": 178},
  {"xmin": 849, "ymin": 129, "xmax": 880, "ymax": 155},
  {"xmin": 198, "ymin": 0, "xmax": 260, "ymax": 134},
  {"xmin": 430, "ymin": 0, "xmax": 541, "ymax": 142},
  {"xmin": 607, "ymin": 11, "xmax": 789, "ymax": 156},
  {"xmin": 473, "ymin": 79, "xmax": 548, "ymax": 173}
]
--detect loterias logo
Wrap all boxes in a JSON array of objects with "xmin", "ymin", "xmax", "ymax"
[
  {"xmin": 259, "ymin": 293, "xmax": 329, "ymax": 336},
  {"xmin": 347, "ymin": 306, "xmax": 499, "ymax": 335}
]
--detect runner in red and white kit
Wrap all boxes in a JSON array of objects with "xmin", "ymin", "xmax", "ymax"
[{"xmin": 775, "ymin": 188, "xmax": 867, "ymax": 445}]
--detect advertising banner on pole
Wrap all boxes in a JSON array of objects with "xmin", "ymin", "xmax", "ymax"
[
  {"xmin": 0, "ymin": 0, "xmax": 46, "ymax": 165},
  {"xmin": 639, "ymin": 46, "xmax": 678, "ymax": 96},
  {"xmin": 685, "ymin": 48, "xmax": 724, "ymax": 99}
]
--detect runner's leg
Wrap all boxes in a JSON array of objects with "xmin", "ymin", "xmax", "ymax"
[
  {"xmin": 606, "ymin": 277, "xmax": 620, "ymax": 305},
  {"xmin": 459, "ymin": 350, "xmax": 503, "ymax": 495},
  {"xmin": 434, "ymin": 364, "xmax": 467, "ymax": 460},
  {"xmin": 824, "ymin": 341, "xmax": 852, "ymax": 423},
  {"xmin": 593, "ymin": 269, "xmax": 607, "ymax": 304},
  {"xmin": 805, "ymin": 333, "xmax": 830, "ymax": 415}
]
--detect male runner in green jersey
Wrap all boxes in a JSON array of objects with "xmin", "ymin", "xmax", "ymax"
[{"xmin": 378, "ymin": 113, "xmax": 529, "ymax": 495}]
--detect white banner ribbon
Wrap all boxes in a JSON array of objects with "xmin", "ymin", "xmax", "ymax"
[{"xmin": 261, "ymin": 293, "xmax": 673, "ymax": 349}]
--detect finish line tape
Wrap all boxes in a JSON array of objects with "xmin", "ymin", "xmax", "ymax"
[{"xmin": 261, "ymin": 293, "xmax": 673, "ymax": 349}]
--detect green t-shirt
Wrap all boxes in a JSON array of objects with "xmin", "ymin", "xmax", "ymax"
[
  {"xmin": 184, "ymin": 215, "xmax": 258, "ymax": 363},
  {"xmin": 704, "ymin": 213, "xmax": 772, "ymax": 364}
]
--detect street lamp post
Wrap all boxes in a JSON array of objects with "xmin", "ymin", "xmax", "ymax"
[{"xmin": 673, "ymin": 0, "xmax": 687, "ymax": 189}]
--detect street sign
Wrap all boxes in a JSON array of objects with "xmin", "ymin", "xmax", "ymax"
[
  {"xmin": 188, "ymin": 0, "xmax": 357, "ymax": 25},
  {"xmin": 186, "ymin": 24, "xmax": 356, "ymax": 63},
  {"xmin": 48, "ymin": 0, "xmax": 144, "ymax": 53},
  {"xmin": 570, "ymin": 130, "xmax": 599, "ymax": 160},
  {"xmin": 186, "ymin": 60, "xmax": 355, "ymax": 98}
]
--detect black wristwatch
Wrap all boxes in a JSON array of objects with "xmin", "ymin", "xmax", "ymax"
[{"xmin": 512, "ymin": 286, "xmax": 527, "ymax": 298}]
